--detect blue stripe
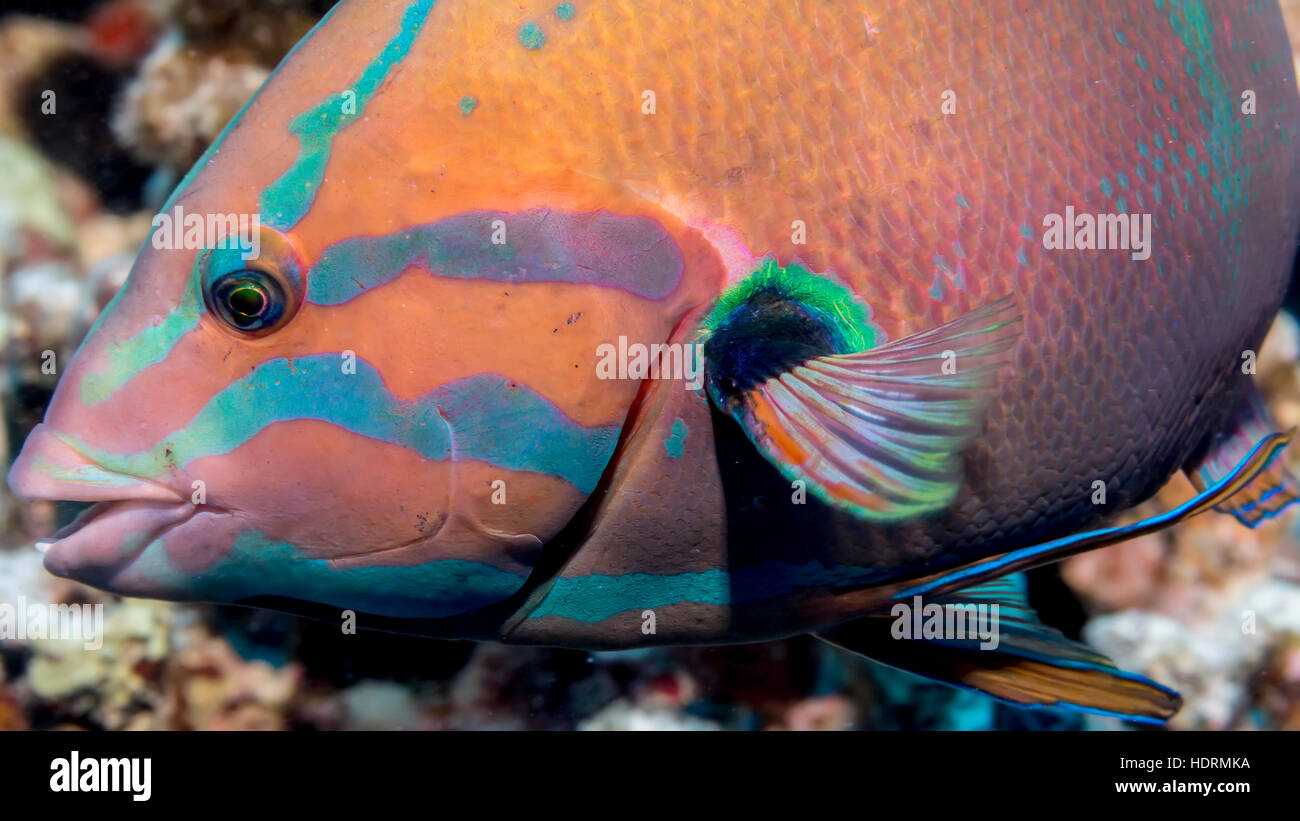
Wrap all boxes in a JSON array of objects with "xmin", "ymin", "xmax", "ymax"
[
  {"xmin": 132, "ymin": 530, "xmax": 525, "ymax": 618},
  {"xmin": 307, "ymin": 209, "xmax": 684, "ymax": 304},
  {"xmin": 65, "ymin": 354, "xmax": 621, "ymax": 494}
]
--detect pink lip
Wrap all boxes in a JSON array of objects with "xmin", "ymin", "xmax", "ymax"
[
  {"xmin": 8, "ymin": 423, "xmax": 197, "ymax": 584},
  {"xmin": 43, "ymin": 499, "xmax": 200, "ymax": 584}
]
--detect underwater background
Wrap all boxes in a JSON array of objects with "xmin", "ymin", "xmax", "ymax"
[{"xmin": 0, "ymin": 0, "xmax": 1298, "ymax": 731}]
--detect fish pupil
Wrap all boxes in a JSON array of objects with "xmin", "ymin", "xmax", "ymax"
[
  {"xmin": 209, "ymin": 269, "xmax": 285, "ymax": 332},
  {"xmin": 227, "ymin": 285, "xmax": 266, "ymax": 319}
]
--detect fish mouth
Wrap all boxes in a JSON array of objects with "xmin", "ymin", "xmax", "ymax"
[
  {"xmin": 8, "ymin": 423, "xmax": 198, "ymax": 585},
  {"xmin": 40, "ymin": 498, "xmax": 201, "ymax": 586}
]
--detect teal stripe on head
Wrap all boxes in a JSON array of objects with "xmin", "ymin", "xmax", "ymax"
[
  {"xmin": 79, "ymin": 275, "xmax": 203, "ymax": 406},
  {"xmin": 158, "ymin": 0, "xmax": 350, "ymax": 216},
  {"xmin": 66, "ymin": 354, "xmax": 620, "ymax": 493},
  {"xmin": 134, "ymin": 530, "xmax": 525, "ymax": 618},
  {"xmin": 76, "ymin": 2, "xmax": 358, "ymax": 402},
  {"xmin": 80, "ymin": 242, "xmax": 292, "ymax": 406},
  {"xmin": 259, "ymin": 0, "xmax": 438, "ymax": 231}
]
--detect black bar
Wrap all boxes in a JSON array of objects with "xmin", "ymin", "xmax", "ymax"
[{"xmin": 0, "ymin": 730, "xmax": 1284, "ymax": 808}]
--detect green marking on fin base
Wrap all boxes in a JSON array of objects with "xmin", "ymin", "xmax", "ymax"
[
  {"xmin": 664, "ymin": 418, "xmax": 688, "ymax": 458},
  {"xmin": 701, "ymin": 257, "xmax": 881, "ymax": 353},
  {"xmin": 556, "ymin": 2, "xmax": 576, "ymax": 21},
  {"xmin": 519, "ymin": 22, "xmax": 546, "ymax": 49},
  {"xmin": 459, "ymin": 95, "xmax": 478, "ymax": 115}
]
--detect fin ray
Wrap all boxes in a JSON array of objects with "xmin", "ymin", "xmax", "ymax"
[
  {"xmin": 820, "ymin": 574, "xmax": 1182, "ymax": 723},
  {"xmin": 715, "ymin": 295, "xmax": 1023, "ymax": 521},
  {"xmin": 896, "ymin": 429, "xmax": 1294, "ymax": 600},
  {"xmin": 1184, "ymin": 382, "xmax": 1300, "ymax": 527}
]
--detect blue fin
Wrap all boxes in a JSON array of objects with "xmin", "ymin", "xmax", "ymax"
[
  {"xmin": 895, "ymin": 429, "xmax": 1293, "ymax": 602},
  {"xmin": 1184, "ymin": 383, "xmax": 1300, "ymax": 527},
  {"xmin": 820, "ymin": 574, "xmax": 1182, "ymax": 723}
]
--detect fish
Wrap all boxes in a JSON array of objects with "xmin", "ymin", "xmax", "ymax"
[{"xmin": 8, "ymin": 0, "xmax": 1300, "ymax": 724}]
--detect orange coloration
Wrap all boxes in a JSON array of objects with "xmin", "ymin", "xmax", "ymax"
[{"xmin": 179, "ymin": 419, "xmax": 582, "ymax": 572}]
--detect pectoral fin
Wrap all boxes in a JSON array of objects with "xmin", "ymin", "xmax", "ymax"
[
  {"xmin": 818, "ymin": 575, "xmax": 1182, "ymax": 723},
  {"xmin": 702, "ymin": 261, "xmax": 1021, "ymax": 523}
]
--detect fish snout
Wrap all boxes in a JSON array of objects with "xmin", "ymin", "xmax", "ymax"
[
  {"xmin": 9, "ymin": 424, "xmax": 202, "ymax": 590},
  {"xmin": 8, "ymin": 423, "xmax": 182, "ymax": 504}
]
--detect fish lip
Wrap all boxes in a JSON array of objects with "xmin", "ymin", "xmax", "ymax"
[
  {"xmin": 8, "ymin": 423, "xmax": 207, "ymax": 585},
  {"xmin": 41, "ymin": 498, "xmax": 205, "ymax": 586},
  {"xmin": 53, "ymin": 498, "xmax": 175, "ymax": 540}
]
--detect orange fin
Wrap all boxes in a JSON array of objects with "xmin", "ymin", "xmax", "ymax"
[
  {"xmin": 1185, "ymin": 383, "xmax": 1300, "ymax": 527},
  {"xmin": 820, "ymin": 576, "xmax": 1181, "ymax": 723}
]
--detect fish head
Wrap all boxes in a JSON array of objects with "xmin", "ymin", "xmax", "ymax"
[
  {"xmin": 8, "ymin": 194, "xmax": 670, "ymax": 620},
  {"xmin": 7, "ymin": 0, "xmax": 723, "ymax": 623},
  {"xmin": 13, "ymin": 212, "xmax": 533, "ymax": 615}
]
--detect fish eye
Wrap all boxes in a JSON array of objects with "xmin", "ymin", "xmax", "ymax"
[
  {"xmin": 197, "ymin": 224, "xmax": 305, "ymax": 338},
  {"xmin": 210, "ymin": 269, "xmax": 284, "ymax": 332}
]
